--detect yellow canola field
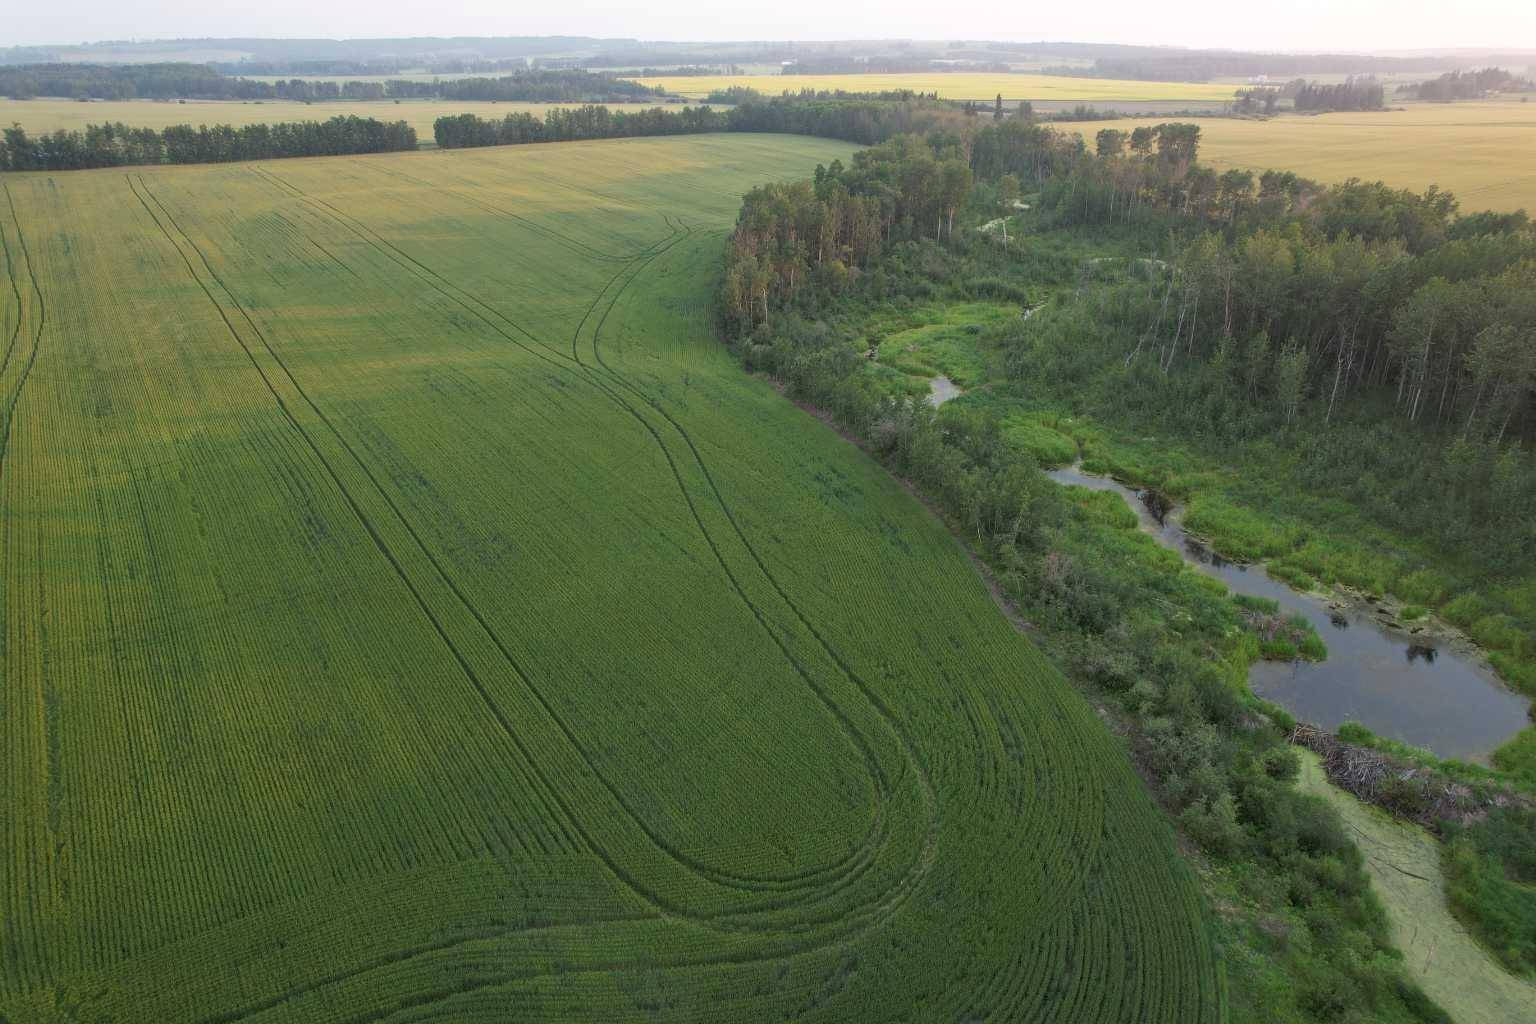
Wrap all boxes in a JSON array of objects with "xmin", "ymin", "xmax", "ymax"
[
  {"xmin": 625, "ymin": 72, "xmax": 1238, "ymax": 103},
  {"xmin": 1066, "ymin": 102, "xmax": 1536, "ymax": 213}
]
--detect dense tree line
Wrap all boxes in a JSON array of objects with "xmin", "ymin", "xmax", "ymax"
[
  {"xmin": 1291, "ymin": 77, "xmax": 1386, "ymax": 112},
  {"xmin": 717, "ymin": 104, "xmax": 1535, "ymax": 520},
  {"xmin": 704, "ymin": 87, "xmax": 939, "ymax": 106},
  {"xmin": 1402, "ymin": 67, "xmax": 1535, "ymax": 102},
  {"xmin": 1039, "ymin": 176, "xmax": 1535, "ymax": 444},
  {"xmin": 0, "ymin": 63, "xmax": 663, "ymax": 104},
  {"xmin": 629, "ymin": 65, "xmax": 745, "ymax": 76},
  {"xmin": 725, "ymin": 94, "xmax": 967, "ymax": 145},
  {"xmin": 0, "ymin": 116, "xmax": 416, "ymax": 170},
  {"xmin": 1232, "ymin": 87, "xmax": 1281, "ymax": 115},
  {"xmin": 0, "ymin": 62, "xmax": 240, "ymax": 100},
  {"xmin": 434, "ymin": 105, "xmax": 726, "ymax": 148},
  {"xmin": 381, "ymin": 71, "xmax": 664, "ymax": 103},
  {"xmin": 721, "ymin": 136, "xmax": 973, "ymax": 329},
  {"xmin": 721, "ymin": 116, "xmax": 1219, "ymax": 330},
  {"xmin": 210, "ymin": 59, "xmax": 419, "ymax": 77},
  {"xmin": 1183, "ymin": 219, "xmax": 1530, "ymax": 436},
  {"xmin": 433, "ymin": 95, "xmax": 974, "ymax": 154}
]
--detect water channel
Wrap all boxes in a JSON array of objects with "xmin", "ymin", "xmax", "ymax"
[{"xmin": 1046, "ymin": 463, "xmax": 1530, "ymax": 761}]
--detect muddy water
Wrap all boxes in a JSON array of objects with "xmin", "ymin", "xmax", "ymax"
[
  {"xmin": 1046, "ymin": 463, "xmax": 1530, "ymax": 761},
  {"xmin": 927, "ymin": 376, "xmax": 963, "ymax": 407}
]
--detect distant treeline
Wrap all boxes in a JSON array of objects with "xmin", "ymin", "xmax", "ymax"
[
  {"xmin": 378, "ymin": 72, "xmax": 663, "ymax": 103},
  {"xmin": 210, "ymin": 58, "xmax": 535, "ymax": 77},
  {"xmin": 1401, "ymin": 67, "xmax": 1535, "ymax": 102},
  {"xmin": 0, "ymin": 63, "xmax": 663, "ymax": 103},
  {"xmin": 436, "ymin": 95, "xmax": 971, "ymax": 151},
  {"xmin": 701, "ymin": 86, "xmax": 939, "ymax": 105},
  {"xmin": 0, "ymin": 116, "xmax": 416, "ymax": 170},
  {"xmin": 631, "ymin": 65, "xmax": 745, "ymax": 77},
  {"xmin": 434, "ymin": 105, "xmax": 727, "ymax": 147},
  {"xmin": 1291, "ymin": 77, "xmax": 1386, "ymax": 112}
]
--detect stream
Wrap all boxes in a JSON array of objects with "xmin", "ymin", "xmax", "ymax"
[
  {"xmin": 1046, "ymin": 463, "xmax": 1530, "ymax": 762},
  {"xmin": 927, "ymin": 376, "xmax": 963, "ymax": 407}
]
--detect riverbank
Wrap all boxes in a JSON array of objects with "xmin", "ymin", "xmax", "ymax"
[
  {"xmin": 1044, "ymin": 461, "xmax": 1531, "ymax": 763},
  {"xmin": 1296, "ymin": 751, "xmax": 1536, "ymax": 1023}
]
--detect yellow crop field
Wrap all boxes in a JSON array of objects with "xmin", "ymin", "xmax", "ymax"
[
  {"xmin": 1066, "ymin": 101, "xmax": 1536, "ymax": 212},
  {"xmin": 625, "ymin": 72, "xmax": 1239, "ymax": 103},
  {"xmin": 0, "ymin": 97, "xmax": 674, "ymax": 143}
]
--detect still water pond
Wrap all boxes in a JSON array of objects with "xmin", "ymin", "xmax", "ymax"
[{"xmin": 1047, "ymin": 464, "xmax": 1529, "ymax": 761}]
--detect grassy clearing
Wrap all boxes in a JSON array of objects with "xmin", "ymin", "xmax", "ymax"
[
  {"xmin": 1297, "ymin": 752, "xmax": 1536, "ymax": 1024},
  {"xmin": 0, "ymin": 97, "xmax": 676, "ymax": 143},
  {"xmin": 626, "ymin": 72, "xmax": 1239, "ymax": 103},
  {"xmin": 865, "ymin": 300, "xmax": 1016, "ymax": 389},
  {"xmin": 0, "ymin": 135, "xmax": 1220, "ymax": 1020},
  {"xmin": 1064, "ymin": 101, "xmax": 1536, "ymax": 213}
]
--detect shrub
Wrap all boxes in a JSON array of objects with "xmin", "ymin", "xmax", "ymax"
[
  {"xmin": 1261, "ymin": 746, "xmax": 1302, "ymax": 781},
  {"xmin": 1442, "ymin": 592, "xmax": 1491, "ymax": 629},
  {"xmin": 1394, "ymin": 568, "xmax": 1453, "ymax": 606}
]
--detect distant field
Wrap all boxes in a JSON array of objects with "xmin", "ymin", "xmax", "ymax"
[
  {"xmin": 0, "ymin": 134, "xmax": 1220, "ymax": 1020},
  {"xmin": 1065, "ymin": 101, "xmax": 1536, "ymax": 213},
  {"xmin": 0, "ymin": 98, "xmax": 677, "ymax": 142},
  {"xmin": 626, "ymin": 71, "xmax": 1239, "ymax": 103}
]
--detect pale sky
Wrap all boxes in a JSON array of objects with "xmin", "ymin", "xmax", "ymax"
[{"xmin": 7, "ymin": 1, "xmax": 1536, "ymax": 55}]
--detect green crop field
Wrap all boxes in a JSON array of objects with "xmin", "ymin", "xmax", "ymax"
[
  {"xmin": 1066, "ymin": 100, "xmax": 1536, "ymax": 213},
  {"xmin": 0, "ymin": 98, "xmax": 678, "ymax": 145},
  {"xmin": 0, "ymin": 134, "xmax": 1220, "ymax": 1021}
]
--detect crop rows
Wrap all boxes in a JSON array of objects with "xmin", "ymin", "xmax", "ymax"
[{"xmin": 1, "ymin": 136, "xmax": 1221, "ymax": 1021}]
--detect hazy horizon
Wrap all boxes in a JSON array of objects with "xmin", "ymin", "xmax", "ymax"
[{"xmin": 8, "ymin": 1, "xmax": 1535, "ymax": 55}]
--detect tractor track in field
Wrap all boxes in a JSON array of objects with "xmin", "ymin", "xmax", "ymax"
[
  {"xmin": 251, "ymin": 167, "xmax": 933, "ymax": 927},
  {"xmin": 271, "ymin": 170, "xmax": 888, "ymax": 898},
  {"xmin": 127, "ymin": 172, "xmax": 950, "ymax": 1023},
  {"xmin": 516, "ymin": 217, "xmax": 946, "ymax": 939},
  {"xmin": 582, "ymin": 229, "xmax": 941, "ymax": 871},
  {"xmin": 0, "ymin": 216, "xmax": 23, "ymax": 379},
  {"xmin": 240, "ymin": 167, "xmax": 909, "ymax": 917},
  {"xmin": 191, "ymin": 911, "xmax": 659, "ymax": 1024},
  {"xmin": 128, "ymin": 174, "xmax": 577, "ymax": 861},
  {"xmin": 0, "ymin": 178, "xmax": 55, "ymax": 998},
  {"xmin": 556, "ymin": 238, "xmax": 904, "ymax": 896},
  {"xmin": 0, "ymin": 183, "xmax": 48, "ymax": 479}
]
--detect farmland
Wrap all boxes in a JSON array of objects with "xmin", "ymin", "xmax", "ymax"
[
  {"xmin": 0, "ymin": 98, "xmax": 679, "ymax": 145},
  {"xmin": 0, "ymin": 134, "xmax": 1220, "ymax": 1020},
  {"xmin": 1066, "ymin": 100, "xmax": 1536, "ymax": 212},
  {"xmin": 624, "ymin": 71, "xmax": 1240, "ymax": 103}
]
